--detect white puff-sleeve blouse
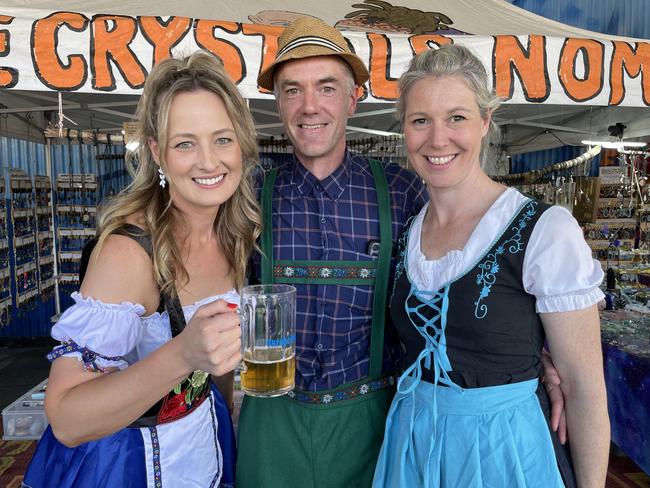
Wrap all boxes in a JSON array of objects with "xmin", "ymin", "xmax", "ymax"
[
  {"xmin": 407, "ymin": 187, "xmax": 604, "ymax": 313},
  {"xmin": 48, "ymin": 290, "xmax": 240, "ymax": 372}
]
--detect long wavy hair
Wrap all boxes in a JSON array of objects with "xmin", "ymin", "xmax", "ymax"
[
  {"xmin": 97, "ymin": 51, "xmax": 262, "ymax": 295},
  {"xmin": 396, "ymin": 44, "xmax": 502, "ymax": 168}
]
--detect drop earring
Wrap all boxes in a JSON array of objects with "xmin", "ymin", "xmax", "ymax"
[{"xmin": 158, "ymin": 167, "xmax": 167, "ymax": 188}]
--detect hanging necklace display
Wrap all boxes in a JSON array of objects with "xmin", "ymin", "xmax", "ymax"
[
  {"xmin": 105, "ymin": 134, "xmax": 115, "ymax": 197},
  {"xmin": 55, "ymin": 133, "xmax": 81, "ymax": 292},
  {"xmin": 116, "ymin": 137, "xmax": 127, "ymax": 192},
  {"xmin": 77, "ymin": 133, "xmax": 91, "ymax": 226},
  {"xmin": 10, "ymin": 114, "xmax": 39, "ymax": 314},
  {"xmin": 33, "ymin": 119, "xmax": 55, "ymax": 303}
]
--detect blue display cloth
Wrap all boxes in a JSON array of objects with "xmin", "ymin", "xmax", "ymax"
[{"xmin": 601, "ymin": 310, "xmax": 650, "ymax": 474}]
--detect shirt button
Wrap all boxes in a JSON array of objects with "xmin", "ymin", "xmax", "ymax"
[
  {"xmin": 316, "ymin": 343, "xmax": 323, "ymax": 350},
  {"xmin": 317, "ymin": 184, "xmax": 323, "ymax": 192},
  {"xmin": 320, "ymin": 218, "xmax": 326, "ymax": 224}
]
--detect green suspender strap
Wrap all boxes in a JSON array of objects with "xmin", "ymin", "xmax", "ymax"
[
  {"xmin": 367, "ymin": 158, "xmax": 392, "ymax": 378},
  {"xmin": 259, "ymin": 159, "xmax": 392, "ymax": 383},
  {"xmin": 261, "ymin": 167, "xmax": 279, "ymax": 285}
]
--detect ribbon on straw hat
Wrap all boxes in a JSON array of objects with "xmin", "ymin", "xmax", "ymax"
[{"xmin": 257, "ymin": 17, "xmax": 369, "ymax": 91}]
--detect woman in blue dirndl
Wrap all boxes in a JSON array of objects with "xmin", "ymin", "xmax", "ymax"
[
  {"xmin": 372, "ymin": 45, "xmax": 610, "ymax": 488},
  {"xmin": 23, "ymin": 51, "xmax": 262, "ymax": 488}
]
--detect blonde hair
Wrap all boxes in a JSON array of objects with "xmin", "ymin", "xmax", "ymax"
[
  {"xmin": 97, "ymin": 51, "xmax": 262, "ymax": 294},
  {"xmin": 397, "ymin": 45, "xmax": 502, "ymax": 167}
]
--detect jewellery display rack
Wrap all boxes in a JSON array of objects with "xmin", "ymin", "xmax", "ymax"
[
  {"xmin": 56, "ymin": 173, "xmax": 97, "ymax": 289},
  {"xmin": 0, "ymin": 177, "xmax": 11, "ymax": 327},
  {"xmin": 34, "ymin": 175, "xmax": 55, "ymax": 299},
  {"xmin": 10, "ymin": 176, "xmax": 39, "ymax": 309},
  {"xmin": 584, "ymin": 182, "xmax": 638, "ymax": 269},
  {"xmin": 511, "ymin": 177, "xmax": 577, "ymax": 211}
]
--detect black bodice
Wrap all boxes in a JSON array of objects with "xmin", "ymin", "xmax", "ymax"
[{"xmin": 391, "ymin": 198, "xmax": 551, "ymax": 388}]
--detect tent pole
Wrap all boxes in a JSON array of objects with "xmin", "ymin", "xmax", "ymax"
[{"xmin": 47, "ymin": 138, "xmax": 61, "ymax": 318}]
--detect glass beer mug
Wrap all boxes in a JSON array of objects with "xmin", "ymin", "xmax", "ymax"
[{"xmin": 240, "ymin": 284, "xmax": 296, "ymax": 397}]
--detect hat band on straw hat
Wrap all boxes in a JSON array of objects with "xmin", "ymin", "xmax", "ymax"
[
  {"xmin": 276, "ymin": 36, "xmax": 346, "ymax": 58},
  {"xmin": 256, "ymin": 17, "xmax": 370, "ymax": 91}
]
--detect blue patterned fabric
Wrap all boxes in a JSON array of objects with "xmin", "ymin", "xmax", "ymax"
[
  {"xmin": 603, "ymin": 342, "xmax": 650, "ymax": 474},
  {"xmin": 23, "ymin": 424, "xmax": 146, "ymax": 488},
  {"xmin": 251, "ymin": 151, "xmax": 427, "ymax": 391},
  {"xmin": 22, "ymin": 384, "xmax": 236, "ymax": 488},
  {"xmin": 47, "ymin": 339, "xmax": 124, "ymax": 373}
]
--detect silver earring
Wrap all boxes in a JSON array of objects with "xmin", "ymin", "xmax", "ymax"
[{"xmin": 158, "ymin": 167, "xmax": 167, "ymax": 188}]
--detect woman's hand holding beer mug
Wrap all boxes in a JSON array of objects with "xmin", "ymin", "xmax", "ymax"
[{"xmin": 179, "ymin": 299, "xmax": 242, "ymax": 377}]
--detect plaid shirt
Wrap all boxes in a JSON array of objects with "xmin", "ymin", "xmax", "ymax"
[{"xmin": 251, "ymin": 150, "xmax": 427, "ymax": 391}]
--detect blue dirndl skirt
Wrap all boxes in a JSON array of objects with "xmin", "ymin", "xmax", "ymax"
[
  {"xmin": 372, "ymin": 378, "xmax": 565, "ymax": 488},
  {"xmin": 22, "ymin": 384, "xmax": 236, "ymax": 488}
]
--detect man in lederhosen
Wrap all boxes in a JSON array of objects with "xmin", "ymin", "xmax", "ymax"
[{"xmin": 236, "ymin": 17, "xmax": 427, "ymax": 488}]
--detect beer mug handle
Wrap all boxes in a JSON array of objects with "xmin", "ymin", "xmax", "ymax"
[{"xmin": 238, "ymin": 303, "xmax": 251, "ymax": 374}]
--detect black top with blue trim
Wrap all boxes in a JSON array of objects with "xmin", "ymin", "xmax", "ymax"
[{"xmin": 392, "ymin": 198, "xmax": 551, "ymax": 388}]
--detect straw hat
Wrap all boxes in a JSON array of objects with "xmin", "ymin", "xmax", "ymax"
[{"xmin": 257, "ymin": 17, "xmax": 370, "ymax": 91}]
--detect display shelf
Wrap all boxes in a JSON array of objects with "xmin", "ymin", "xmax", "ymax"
[
  {"xmin": 55, "ymin": 173, "xmax": 97, "ymax": 193},
  {"xmin": 12, "ymin": 208, "xmax": 33, "ymax": 218},
  {"xmin": 56, "ymin": 173, "xmax": 97, "ymax": 293},
  {"xmin": 10, "ymin": 176, "xmax": 38, "ymax": 310},
  {"xmin": 584, "ymin": 169, "xmax": 643, "ymax": 270},
  {"xmin": 0, "ymin": 177, "xmax": 10, "ymax": 325},
  {"xmin": 588, "ymin": 239, "xmax": 635, "ymax": 249},
  {"xmin": 14, "ymin": 235, "xmax": 35, "ymax": 247},
  {"xmin": 0, "ymin": 296, "xmax": 11, "ymax": 328},
  {"xmin": 34, "ymin": 175, "xmax": 55, "ymax": 298},
  {"xmin": 58, "ymin": 251, "xmax": 82, "ymax": 261},
  {"xmin": 16, "ymin": 288, "xmax": 39, "ymax": 306},
  {"xmin": 58, "ymin": 273, "xmax": 80, "ymax": 285},
  {"xmin": 57, "ymin": 228, "xmax": 95, "ymax": 237}
]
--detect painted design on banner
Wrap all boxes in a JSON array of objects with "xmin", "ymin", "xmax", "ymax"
[
  {"xmin": 337, "ymin": 0, "xmax": 467, "ymax": 35},
  {"xmin": 249, "ymin": 1, "xmax": 468, "ymax": 35}
]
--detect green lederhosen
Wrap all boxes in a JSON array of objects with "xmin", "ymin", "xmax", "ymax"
[{"xmin": 236, "ymin": 159, "xmax": 395, "ymax": 488}]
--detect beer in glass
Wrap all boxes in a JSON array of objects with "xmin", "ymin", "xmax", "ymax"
[{"xmin": 240, "ymin": 284, "xmax": 296, "ymax": 397}]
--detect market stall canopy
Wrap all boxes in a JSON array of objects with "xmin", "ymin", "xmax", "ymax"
[{"xmin": 1, "ymin": 0, "xmax": 649, "ymax": 154}]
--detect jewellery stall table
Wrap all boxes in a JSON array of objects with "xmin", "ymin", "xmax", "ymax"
[{"xmin": 600, "ymin": 309, "xmax": 650, "ymax": 474}]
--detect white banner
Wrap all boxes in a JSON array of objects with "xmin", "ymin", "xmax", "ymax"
[{"xmin": 0, "ymin": 8, "xmax": 649, "ymax": 107}]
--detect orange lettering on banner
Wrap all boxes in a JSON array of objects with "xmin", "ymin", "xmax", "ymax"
[
  {"xmin": 0, "ymin": 15, "xmax": 17, "ymax": 88},
  {"xmin": 139, "ymin": 16, "xmax": 192, "ymax": 65},
  {"xmin": 241, "ymin": 23, "xmax": 282, "ymax": 93},
  {"xmin": 610, "ymin": 41, "xmax": 650, "ymax": 106},
  {"xmin": 31, "ymin": 12, "xmax": 89, "ymax": 90},
  {"xmin": 367, "ymin": 33, "xmax": 397, "ymax": 101},
  {"xmin": 409, "ymin": 35, "xmax": 453, "ymax": 55},
  {"xmin": 91, "ymin": 15, "xmax": 146, "ymax": 90},
  {"xmin": 558, "ymin": 39, "xmax": 604, "ymax": 102},
  {"xmin": 195, "ymin": 20, "xmax": 245, "ymax": 84},
  {"xmin": 494, "ymin": 35, "xmax": 550, "ymax": 102}
]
